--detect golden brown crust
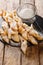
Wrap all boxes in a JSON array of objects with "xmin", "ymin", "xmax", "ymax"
[
  {"xmin": 27, "ymin": 34, "xmax": 38, "ymax": 45},
  {"xmin": 0, "ymin": 9, "xmax": 43, "ymax": 45},
  {"xmin": 29, "ymin": 29, "xmax": 43, "ymax": 40}
]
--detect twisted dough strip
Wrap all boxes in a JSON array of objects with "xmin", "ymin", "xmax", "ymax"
[{"xmin": 0, "ymin": 9, "xmax": 43, "ymax": 44}]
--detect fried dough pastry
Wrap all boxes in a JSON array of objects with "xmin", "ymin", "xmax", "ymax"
[
  {"xmin": 10, "ymin": 20, "xmax": 18, "ymax": 31},
  {"xmin": 22, "ymin": 31, "xmax": 28, "ymax": 40},
  {"xmin": 0, "ymin": 28, "xmax": 4, "ymax": 34},
  {"xmin": 8, "ymin": 12, "xmax": 13, "ymax": 18},
  {"xmin": 0, "ymin": 9, "xmax": 43, "ymax": 49},
  {"xmin": 28, "ymin": 34, "xmax": 38, "ymax": 45},
  {"xmin": 1, "ymin": 35, "xmax": 9, "ymax": 43},
  {"xmin": 18, "ymin": 26, "xmax": 25, "ymax": 34},
  {"xmin": 22, "ymin": 23, "xmax": 33, "ymax": 32},
  {"xmin": 29, "ymin": 29, "xmax": 43, "ymax": 40},
  {"xmin": 0, "ymin": 9, "xmax": 43, "ymax": 54},
  {"xmin": 0, "ymin": 29, "xmax": 9, "ymax": 43},
  {"xmin": 8, "ymin": 28, "xmax": 15, "ymax": 39},
  {"xmin": 2, "ymin": 10, "xmax": 6, "ymax": 17},
  {"xmin": 2, "ymin": 21, "xmax": 8, "ymax": 29},
  {"xmin": 3, "ymin": 16, "xmax": 8, "ymax": 22},
  {"xmin": 2, "ymin": 21, "xmax": 9, "ymax": 34},
  {"xmin": 0, "ymin": 9, "xmax": 3, "ymax": 16},
  {"xmin": 13, "ymin": 10, "xmax": 16, "ymax": 16},
  {"xmin": 11, "ymin": 31, "xmax": 20, "ymax": 42},
  {"xmin": 8, "ymin": 17, "xmax": 13, "ymax": 23},
  {"xmin": 21, "ymin": 40, "xmax": 27, "ymax": 54},
  {"xmin": 0, "ymin": 29, "xmax": 7, "ymax": 36},
  {"xmin": 19, "ymin": 35, "xmax": 28, "ymax": 54},
  {"xmin": 13, "ymin": 15, "xmax": 22, "ymax": 22}
]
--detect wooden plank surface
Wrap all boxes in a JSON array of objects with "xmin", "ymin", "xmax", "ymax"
[
  {"xmin": 0, "ymin": 42, "xmax": 4, "ymax": 65},
  {"xmin": 35, "ymin": 0, "xmax": 43, "ymax": 17},
  {"xmin": 0, "ymin": 0, "xmax": 19, "ymax": 11},
  {"xmin": 4, "ymin": 45, "xmax": 21, "ymax": 65},
  {"xmin": 22, "ymin": 46, "xmax": 39, "ymax": 65},
  {"xmin": 21, "ymin": 0, "xmax": 34, "ymax": 4},
  {"xmin": 39, "ymin": 42, "xmax": 43, "ymax": 65},
  {"xmin": 0, "ymin": 0, "xmax": 43, "ymax": 65}
]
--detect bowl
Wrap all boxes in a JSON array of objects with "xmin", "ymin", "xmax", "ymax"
[{"xmin": 17, "ymin": 3, "xmax": 36, "ymax": 24}]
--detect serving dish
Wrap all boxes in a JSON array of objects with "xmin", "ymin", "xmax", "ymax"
[{"xmin": 0, "ymin": 15, "xmax": 43, "ymax": 47}]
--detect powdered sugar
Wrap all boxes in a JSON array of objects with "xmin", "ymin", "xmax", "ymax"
[{"xmin": 18, "ymin": 8, "xmax": 34, "ymax": 19}]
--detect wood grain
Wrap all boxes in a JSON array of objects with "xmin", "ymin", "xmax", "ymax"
[
  {"xmin": 0, "ymin": 0, "xmax": 19, "ymax": 11},
  {"xmin": 21, "ymin": 0, "xmax": 34, "ymax": 5},
  {"xmin": 39, "ymin": 42, "xmax": 43, "ymax": 65},
  {"xmin": 0, "ymin": 0, "xmax": 43, "ymax": 65},
  {"xmin": 35, "ymin": 0, "xmax": 43, "ymax": 17},
  {"xmin": 0, "ymin": 42, "xmax": 4, "ymax": 65},
  {"xmin": 22, "ymin": 46, "xmax": 39, "ymax": 65},
  {"xmin": 4, "ymin": 45, "xmax": 21, "ymax": 65}
]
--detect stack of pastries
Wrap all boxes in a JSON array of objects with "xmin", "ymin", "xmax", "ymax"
[{"xmin": 0, "ymin": 9, "xmax": 43, "ymax": 54}]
